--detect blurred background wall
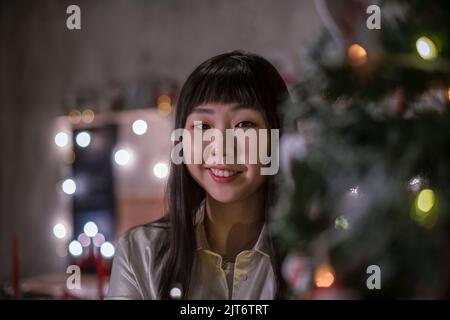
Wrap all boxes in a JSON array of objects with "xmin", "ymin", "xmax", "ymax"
[{"xmin": 0, "ymin": 0, "xmax": 322, "ymax": 286}]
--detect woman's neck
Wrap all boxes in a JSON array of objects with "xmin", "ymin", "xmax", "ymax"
[{"xmin": 204, "ymin": 191, "xmax": 265, "ymax": 262}]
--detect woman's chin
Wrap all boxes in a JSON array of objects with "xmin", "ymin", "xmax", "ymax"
[{"xmin": 206, "ymin": 189, "xmax": 244, "ymax": 204}]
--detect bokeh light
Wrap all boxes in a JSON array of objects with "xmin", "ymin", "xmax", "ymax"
[
  {"xmin": 169, "ymin": 287, "xmax": 182, "ymax": 299},
  {"xmin": 76, "ymin": 131, "xmax": 91, "ymax": 148},
  {"xmin": 417, "ymin": 189, "xmax": 435, "ymax": 213},
  {"xmin": 416, "ymin": 36, "xmax": 438, "ymax": 60},
  {"xmin": 100, "ymin": 242, "xmax": 115, "ymax": 258},
  {"xmin": 114, "ymin": 149, "xmax": 132, "ymax": 166},
  {"xmin": 334, "ymin": 216, "xmax": 349, "ymax": 230},
  {"xmin": 157, "ymin": 95, "xmax": 172, "ymax": 115},
  {"xmin": 314, "ymin": 264, "xmax": 335, "ymax": 288},
  {"xmin": 53, "ymin": 223, "xmax": 67, "ymax": 239},
  {"xmin": 348, "ymin": 43, "xmax": 368, "ymax": 66},
  {"xmin": 54, "ymin": 132, "xmax": 69, "ymax": 148},
  {"xmin": 62, "ymin": 178, "xmax": 76, "ymax": 195},
  {"xmin": 83, "ymin": 221, "xmax": 98, "ymax": 237},
  {"xmin": 132, "ymin": 119, "xmax": 148, "ymax": 135},
  {"xmin": 68, "ymin": 240, "xmax": 83, "ymax": 257},
  {"xmin": 82, "ymin": 109, "xmax": 95, "ymax": 124},
  {"xmin": 93, "ymin": 233, "xmax": 106, "ymax": 247},
  {"xmin": 153, "ymin": 162, "xmax": 169, "ymax": 179},
  {"xmin": 412, "ymin": 189, "xmax": 438, "ymax": 228},
  {"xmin": 77, "ymin": 233, "xmax": 91, "ymax": 247},
  {"xmin": 69, "ymin": 110, "xmax": 82, "ymax": 124}
]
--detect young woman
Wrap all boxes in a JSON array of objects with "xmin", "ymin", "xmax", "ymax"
[{"xmin": 107, "ymin": 51, "xmax": 290, "ymax": 300}]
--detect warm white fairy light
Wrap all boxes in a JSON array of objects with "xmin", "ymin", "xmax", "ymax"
[
  {"xmin": 114, "ymin": 149, "xmax": 132, "ymax": 166},
  {"xmin": 153, "ymin": 162, "xmax": 169, "ymax": 179},
  {"xmin": 132, "ymin": 119, "xmax": 148, "ymax": 135},
  {"xmin": 100, "ymin": 242, "xmax": 115, "ymax": 258},
  {"xmin": 76, "ymin": 131, "xmax": 91, "ymax": 148},
  {"xmin": 68, "ymin": 240, "xmax": 83, "ymax": 257},
  {"xmin": 53, "ymin": 223, "xmax": 67, "ymax": 239},
  {"xmin": 169, "ymin": 287, "xmax": 182, "ymax": 299},
  {"xmin": 54, "ymin": 132, "xmax": 69, "ymax": 148},
  {"xmin": 62, "ymin": 179, "xmax": 76, "ymax": 195},
  {"xmin": 83, "ymin": 221, "xmax": 98, "ymax": 237}
]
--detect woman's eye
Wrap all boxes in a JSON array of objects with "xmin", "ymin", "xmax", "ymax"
[
  {"xmin": 192, "ymin": 123, "xmax": 210, "ymax": 130},
  {"xmin": 235, "ymin": 121, "xmax": 255, "ymax": 129}
]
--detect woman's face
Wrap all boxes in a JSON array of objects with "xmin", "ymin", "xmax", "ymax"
[{"xmin": 184, "ymin": 103, "xmax": 268, "ymax": 203}]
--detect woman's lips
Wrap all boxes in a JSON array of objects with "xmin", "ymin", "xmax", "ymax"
[{"xmin": 207, "ymin": 167, "xmax": 241, "ymax": 183}]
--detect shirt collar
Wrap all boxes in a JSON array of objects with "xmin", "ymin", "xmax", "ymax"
[{"xmin": 194, "ymin": 200, "xmax": 271, "ymax": 257}]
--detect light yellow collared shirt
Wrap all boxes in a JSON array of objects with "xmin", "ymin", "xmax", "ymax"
[{"xmin": 106, "ymin": 202, "xmax": 276, "ymax": 300}]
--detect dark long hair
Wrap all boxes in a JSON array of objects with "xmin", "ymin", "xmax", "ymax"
[{"xmin": 157, "ymin": 50, "xmax": 290, "ymax": 299}]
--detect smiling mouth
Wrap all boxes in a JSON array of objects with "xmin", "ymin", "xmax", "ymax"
[
  {"xmin": 207, "ymin": 167, "xmax": 242, "ymax": 183},
  {"xmin": 209, "ymin": 168, "xmax": 239, "ymax": 177}
]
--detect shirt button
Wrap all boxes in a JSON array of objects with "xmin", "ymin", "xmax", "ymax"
[{"xmin": 240, "ymin": 274, "xmax": 248, "ymax": 281}]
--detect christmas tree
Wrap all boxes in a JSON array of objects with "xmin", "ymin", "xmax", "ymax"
[{"xmin": 274, "ymin": 0, "xmax": 450, "ymax": 299}]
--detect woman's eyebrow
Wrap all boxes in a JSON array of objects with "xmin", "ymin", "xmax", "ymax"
[
  {"xmin": 190, "ymin": 107, "xmax": 215, "ymax": 114},
  {"xmin": 231, "ymin": 104, "xmax": 259, "ymax": 111}
]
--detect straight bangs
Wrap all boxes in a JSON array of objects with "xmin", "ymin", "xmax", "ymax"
[
  {"xmin": 189, "ymin": 63, "xmax": 262, "ymax": 110},
  {"xmin": 176, "ymin": 54, "xmax": 276, "ymax": 129}
]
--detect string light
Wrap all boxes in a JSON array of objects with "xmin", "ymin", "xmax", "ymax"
[
  {"xmin": 132, "ymin": 119, "xmax": 148, "ymax": 135},
  {"xmin": 412, "ymin": 189, "xmax": 438, "ymax": 228},
  {"xmin": 75, "ymin": 131, "xmax": 91, "ymax": 148},
  {"xmin": 348, "ymin": 43, "xmax": 368, "ymax": 66},
  {"xmin": 53, "ymin": 223, "xmax": 67, "ymax": 239},
  {"xmin": 68, "ymin": 240, "xmax": 83, "ymax": 257},
  {"xmin": 157, "ymin": 95, "xmax": 172, "ymax": 115},
  {"xmin": 114, "ymin": 149, "xmax": 132, "ymax": 166},
  {"xmin": 157, "ymin": 95, "xmax": 171, "ymax": 105},
  {"xmin": 334, "ymin": 216, "xmax": 349, "ymax": 230},
  {"xmin": 93, "ymin": 233, "xmax": 106, "ymax": 247},
  {"xmin": 69, "ymin": 110, "xmax": 82, "ymax": 124},
  {"xmin": 62, "ymin": 178, "xmax": 76, "ymax": 195},
  {"xmin": 83, "ymin": 221, "xmax": 98, "ymax": 237},
  {"xmin": 100, "ymin": 242, "xmax": 115, "ymax": 258},
  {"xmin": 416, "ymin": 36, "xmax": 438, "ymax": 60},
  {"xmin": 54, "ymin": 132, "xmax": 69, "ymax": 148},
  {"xmin": 416, "ymin": 189, "xmax": 435, "ymax": 213},
  {"xmin": 153, "ymin": 162, "xmax": 169, "ymax": 179},
  {"xmin": 169, "ymin": 286, "xmax": 182, "ymax": 299},
  {"xmin": 81, "ymin": 109, "xmax": 95, "ymax": 124},
  {"xmin": 314, "ymin": 264, "xmax": 335, "ymax": 288}
]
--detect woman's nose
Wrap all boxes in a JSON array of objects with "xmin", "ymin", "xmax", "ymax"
[{"xmin": 209, "ymin": 128, "xmax": 235, "ymax": 160}]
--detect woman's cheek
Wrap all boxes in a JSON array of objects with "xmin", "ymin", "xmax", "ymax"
[{"xmin": 182, "ymin": 131, "xmax": 206, "ymax": 165}]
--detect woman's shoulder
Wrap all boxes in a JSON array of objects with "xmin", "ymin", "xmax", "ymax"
[
  {"xmin": 108, "ymin": 217, "xmax": 170, "ymax": 299},
  {"xmin": 117, "ymin": 217, "xmax": 170, "ymax": 252}
]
